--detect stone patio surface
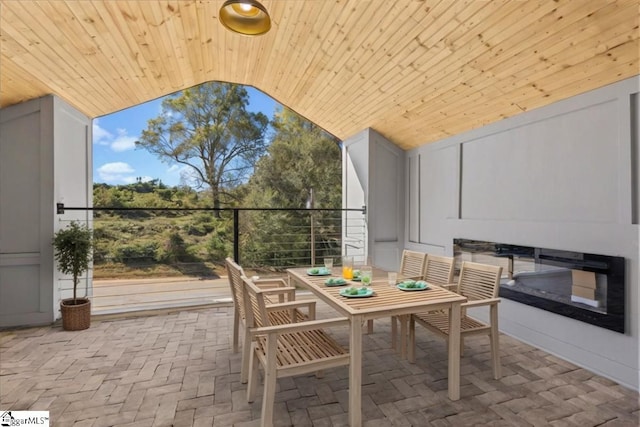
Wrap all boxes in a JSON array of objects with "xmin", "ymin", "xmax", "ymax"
[{"xmin": 1, "ymin": 298, "xmax": 638, "ymax": 427}]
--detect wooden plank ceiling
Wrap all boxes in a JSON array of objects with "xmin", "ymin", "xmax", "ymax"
[{"xmin": 1, "ymin": 0, "xmax": 638, "ymax": 149}]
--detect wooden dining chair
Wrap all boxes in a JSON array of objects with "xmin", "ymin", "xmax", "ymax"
[
  {"xmin": 408, "ymin": 261, "xmax": 503, "ymax": 379},
  {"xmin": 399, "ymin": 250, "xmax": 428, "ymax": 279},
  {"xmin": 225, "ymin": 257, "xmax": 314, "ymax": 383},
  {"xmin": 424, "ymin": 254, "xmax": 455, "ymax": 287},
  {"xmin": 242, "ymin": 276, "xmax": 350, "ymax": 427},
  {"xmin": 391, "ymin": 250, "xmax": 429, "ymax": 349},
  {"xmin": 393, "ymin": 254, "xmax": 455, "ymax": 355}
]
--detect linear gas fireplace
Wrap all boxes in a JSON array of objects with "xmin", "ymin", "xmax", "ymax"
[{"xmin": 453, "ymin": 239, "xmax": 626, "ymax": 333}]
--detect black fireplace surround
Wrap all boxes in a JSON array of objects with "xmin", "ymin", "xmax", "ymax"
[{"xmin": 453, "ymin": 239, "xmax": 626, "ymax": 333}]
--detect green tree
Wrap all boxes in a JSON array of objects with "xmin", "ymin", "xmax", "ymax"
[
  {"xmin": 245, "ymin": 107, "xmax": 341, "ymax": 208},
  {"xmin": 136, "ymin": 82, "xmax": 269, "ymax": 214},
  {"xmin": 241, "ymin": 107, "xmax": 342, "ymax": 266}
]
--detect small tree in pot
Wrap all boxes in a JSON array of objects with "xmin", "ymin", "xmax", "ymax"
[{"xmin": 53, "ymin": 221, "xmax": 94, "ymax": 330}]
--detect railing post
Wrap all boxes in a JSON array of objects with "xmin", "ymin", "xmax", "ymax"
[
  {"xmin": 308, "ymin": 188, "xmax": 315, "ymax": 266},
  {"xmin": 233, "ymin": 208, "xmax": 240, "ymax": 264}
]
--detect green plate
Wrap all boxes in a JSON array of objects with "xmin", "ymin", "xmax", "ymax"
[
  {"xmin": 307, "ymin": 268, "xmax": 331, "ymax": 276},
  {"xmin": 324, "ymin": 278, "xmax": 347, "ymax": 287},
  {"xmin": 396, "ymin": 281, "xmax": 429, "ymax": 291},
  {"xmin": 339, "ymin": 287, "xmax": 374, "ymax": 298}
]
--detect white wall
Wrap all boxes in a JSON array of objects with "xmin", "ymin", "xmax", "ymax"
[
  {"xmin": 342, "ymin": 130, "xmax": 368, "ymax": 263},
  {"xmin": 53, "ymin": 97, "xmax": 94, "ymax": 308},
  {"xmin": 0, "ymin": 95, "xmax": 92, "ymax": 327},
  {"xmin": 406, "ymin": 76, "xmax": 640, "ymax": 390},
  {"xmin": 343, "ymin": 129, "xmax": 405, "ymax": 270}
]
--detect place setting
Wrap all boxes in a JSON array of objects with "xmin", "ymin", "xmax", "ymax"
[
  {"xmin": 307, "ymin": 257, "xmax": 334, "ymax": 276},
  {"xmin": 306, "ymin": 266, "xmax": 332, "ymax": 276},
  {"xmin": 395, "ymin": 279, "xmax": 430, "ymax": 291},
  {"xmin": 384, "ymin": 271, "xmax": 430, "ymax": 291},
  {"xmin": 339, "ymin": 264, "xmax": 375, "ymax": 298}
]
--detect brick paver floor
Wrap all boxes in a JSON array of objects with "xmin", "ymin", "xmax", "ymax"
[{"xmin": 1, "ymin": 299, "xmax": 638, "ymax": 426}]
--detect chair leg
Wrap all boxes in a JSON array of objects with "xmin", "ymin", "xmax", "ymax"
[
  {"xmin": 233, "ymin": 311, "xmax": 240, "ymax": 353},
  {"xmin": 241, "ymin": 328, "xmax": 252, "ymax": 383},
  {"xmin": 247, "ymin": 344, "xmax": 259, "ymax": 402},
  {"xmin": 490, "ymin": 328, "xmax": 501, "ymax": 379},
  {"xmin": 261, "ymin": 336, "xmax": 278, "ymax": 427},
  {"xmin": 490, "ymin": 306, "xmax": 501, "ymax": 379},
  {"xmin": 367, "ymin": 319, "xmax": 374, "ymax": 334}
]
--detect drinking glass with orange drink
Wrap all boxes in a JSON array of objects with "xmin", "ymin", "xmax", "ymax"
[{"xmin": 342, "ymin": 256, "xmax": 354, "ymax": 279}]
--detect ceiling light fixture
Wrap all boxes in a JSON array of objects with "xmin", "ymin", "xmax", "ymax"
[{"xmin": 219, "ymin": 0, "xmax": 271, "ymax": 36}]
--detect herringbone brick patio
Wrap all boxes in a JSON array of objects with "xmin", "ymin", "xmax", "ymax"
[{"xmin": 1, "ymin": 300, "xmax": 638, "ymax": 426}]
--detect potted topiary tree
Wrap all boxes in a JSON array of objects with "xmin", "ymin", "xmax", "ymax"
[{"xmin": 53, "ymin": 221, "xmax": 94, "ymax": 331}]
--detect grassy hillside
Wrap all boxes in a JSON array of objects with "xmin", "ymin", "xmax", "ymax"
[{"xmin": 93, "ymin": 181, "xmax": 232, "ymax": 279}]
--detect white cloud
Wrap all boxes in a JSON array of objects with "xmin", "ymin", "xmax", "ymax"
[
  {"xmin": 98, "ymin": 162, "xmax": 134, "ymax": 174},
  {"xmin": 92, "ymin": 120, "xmax": 136, "ymax": 152},
  {"xmin": 167, "ymin": 164, "xmax": 194, "ymax": 177},
  {"xmin": 110, "ymin": 128, "xmax": 137, "ymax": 152},
  {"xmin": 97, "ymin": 162, "xmax": 135, "ymax": 183},
  {"xmin": 121, "ymin": 175, "xmax": 137, "ymax": 184},
  {"xmin": 167, "ymin": 164, "xmax": 196, "ymax": 184},
  {"xmin": 93, "ymin": 119, "xmax": 113, "ymax": 145}
]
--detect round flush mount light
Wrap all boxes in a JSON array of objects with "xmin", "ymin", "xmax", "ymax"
[{"xmin": 219, "ymin": 0, "xmax": 271, "ymax": 36}]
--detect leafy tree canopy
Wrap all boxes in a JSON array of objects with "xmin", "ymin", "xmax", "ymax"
[
  {"xmin": 239, "ymin": 108, "xmax": 342, "ymax": 266},
  {"xmin": 244, "ymin": 107, "xmax": 341, "ymax": 208},
  {"xmin": 136, "ymin": 82, "xmax": 269, "ymax": 211}
]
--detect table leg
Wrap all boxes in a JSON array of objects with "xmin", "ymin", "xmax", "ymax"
[
  {"xmin": 447, "ymin": 302, "xmax": 461, "ymax": 401},
  {"xmin": 399, "ymin": 315, "xmax": 408, "ymax": 359},
  {"xmin": 391, "ymin": 316, "xmax": 397, "ymax": 350},
  {"xmin": 349, "ymin": 315, "xmax": 363, "ymax": 426}
]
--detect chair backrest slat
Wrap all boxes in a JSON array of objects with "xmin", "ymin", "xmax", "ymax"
[
  {"xmin": 424, "ymin": 254, "xmax": 455, "ymax": 285},
  {"xmin": 242, "ymin": 276, "xmax": 271, "ymax": 328},
  {"xmin": 399, "ymin": 250, "xmax": 427, "ymax": 279},
  {"xmin": 225, "ymin": 257, "xmax": 247, "ymax": 321},
  {"xmin": 458, "ymin": 261, "xmax": 502, "ymax": 301}
]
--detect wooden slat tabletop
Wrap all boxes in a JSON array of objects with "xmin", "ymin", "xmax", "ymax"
[{"xmin": 288, "ymin": 268, "xmax": 466, "ymax": 319}]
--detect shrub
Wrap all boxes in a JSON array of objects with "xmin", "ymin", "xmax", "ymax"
[
  {"xmin": 162, "ymin": 232, "xmax": 189, "ymax": 263},
  {"xmin": 114, "ymin": 242, "xmax": 159, "ymax": 264}
]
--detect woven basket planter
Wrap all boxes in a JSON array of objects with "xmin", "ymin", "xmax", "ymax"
[{"xmin": 60, "ymin": 298, "xmax": 91, "ymax": 331}]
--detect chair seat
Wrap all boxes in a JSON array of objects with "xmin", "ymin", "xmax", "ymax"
[
  {"xmin": 255, "ymin": 330, "xmax": 348, "ymax": 371},
  {"xmin": 413, "ymin": 310, "xmax": 489, "ymax": 335},
  {"xmin": 268, "ymin": 309, "xmax": 306, "ymax": 325}
]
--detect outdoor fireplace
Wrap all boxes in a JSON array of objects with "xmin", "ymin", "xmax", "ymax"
[{"xmin": 453, "ymin": 239, "xmax": 626, "ymax": 333}]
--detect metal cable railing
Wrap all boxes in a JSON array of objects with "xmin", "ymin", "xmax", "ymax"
[{"xmin": 56, "ymin": 204, "xmax": 366, "ymax": 314}]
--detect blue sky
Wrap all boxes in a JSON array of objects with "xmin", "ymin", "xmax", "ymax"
[{"xmin": 92, "ymin": 86, "xmax": 280, "ymax": 187}]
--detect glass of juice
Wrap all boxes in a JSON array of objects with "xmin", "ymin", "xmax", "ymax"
[{"xmin": 342, "ymin": 256, "xmax": 354, "ymax": 279}]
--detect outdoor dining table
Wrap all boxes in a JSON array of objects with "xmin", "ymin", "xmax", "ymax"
[{"xmin": 287, "ymin": 267, "xmax": 467, "ymax": 427}]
